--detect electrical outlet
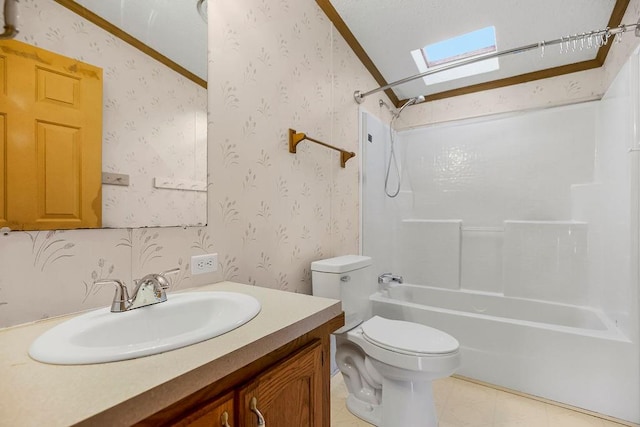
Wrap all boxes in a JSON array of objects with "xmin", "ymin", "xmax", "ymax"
[{"xmin": 191, "ymin": 253, "xmax": 218, "ymax": 275}]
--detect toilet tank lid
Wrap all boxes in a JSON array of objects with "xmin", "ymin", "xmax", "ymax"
[{"xmin": 311, "ymin": 255, "xmax": 372, "ymax": 273}]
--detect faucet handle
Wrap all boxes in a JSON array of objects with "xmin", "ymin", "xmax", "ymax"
[
  {"xmin": 95, "ymin": 279, "xmax": 130, "ymax": 312},
  {"xmin": 133, "ymin": 268, "xmax": 180, "ymax": 290},
  {"xmin": 378, "ymin": 273, "xmax": 403, "ymax": 287},
  {"xmin": 158, "ymin": 268, "xmax": 180, "ymax": 290}
]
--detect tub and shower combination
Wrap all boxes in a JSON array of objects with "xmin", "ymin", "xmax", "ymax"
[
  {"xmin": 370, "ymin": 283, "xmax": 632, "ymax": 419},
  {"xmin": 360, "ymin": 52, "xmax": 640, "ymax": 423}
]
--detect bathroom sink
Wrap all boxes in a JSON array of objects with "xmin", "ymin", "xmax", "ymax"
[{"xmin": 29, "ymin": 291, "xmax": 261, "ymax": 365}]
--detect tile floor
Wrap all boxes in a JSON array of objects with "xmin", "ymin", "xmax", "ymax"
[{"xmin": 330, "ymin": 373, "xmax": 634, "ymax": 427}]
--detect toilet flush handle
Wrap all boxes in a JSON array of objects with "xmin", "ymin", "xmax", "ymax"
[{"xmin": 340, "ymin": 275, "xmax": 351, "ymax": 282}]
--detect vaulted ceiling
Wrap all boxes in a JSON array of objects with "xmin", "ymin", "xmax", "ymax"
[{"xmin": 318, "ymin": 0, "xmax": 632, "ymax": 106}]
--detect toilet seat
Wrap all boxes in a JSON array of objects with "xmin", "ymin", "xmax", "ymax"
[{"xmin": 361, "ymin": 316, "xmax": 459, "ymax": 356}]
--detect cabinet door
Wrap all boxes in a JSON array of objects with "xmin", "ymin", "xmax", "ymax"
[
  {"xmin": 238, "ymin": 340, "xmax": 323, "ymax": 427},
  {"xmin": 169, "ymin": 391, "xmax": 234, "ymax": 427}
]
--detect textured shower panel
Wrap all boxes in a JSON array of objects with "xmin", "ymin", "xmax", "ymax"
[
  {"xmin": 502, "ymin": 220, "xmax": 588, "ymax": 305},
  {"xmin": 395, "ymin": 219, "xmax": 462, "ymax": 289}
]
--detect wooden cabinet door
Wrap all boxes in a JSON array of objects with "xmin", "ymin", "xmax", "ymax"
[
  {"xmin": 169, "ymin": 391, "xmax": 234, "ymax": 427},
  {"xmin": 238, "ymin": 340, "xmax": 323, "ymax": 427}
]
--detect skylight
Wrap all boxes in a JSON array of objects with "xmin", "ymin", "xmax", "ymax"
[{"xmin": 411, "ymin": 26, "xmax": 499, "ymax": 86}]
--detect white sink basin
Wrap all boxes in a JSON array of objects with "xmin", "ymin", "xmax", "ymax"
[{"xmin": 29, "ymin": 291, "xmax": 261, "ymax": 365}]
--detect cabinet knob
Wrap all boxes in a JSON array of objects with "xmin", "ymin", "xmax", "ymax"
[
  {"xmin": 220, "ymin": 411, "xmax": 231, "ymax": 427},
  {"xmin": 249, "ymin": 397, "xmax": 266, "ymax": 426}
]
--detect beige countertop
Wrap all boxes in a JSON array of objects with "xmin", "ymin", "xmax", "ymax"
[{"xmin": 0, "ymin": 281, "xmax": 342, "ymax": 426}]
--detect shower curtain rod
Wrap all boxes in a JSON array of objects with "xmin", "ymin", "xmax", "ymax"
[{"xmin": 354, "ymin": 19, "xmax": 640, "ymax": 104}]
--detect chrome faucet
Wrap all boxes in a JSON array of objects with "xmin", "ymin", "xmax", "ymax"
[
  {"xmin": 95, "ymin": 268, "xmax": 180, "ymax": 313},
  {"xmin": 378, "ymin": 272, "xmax": 403, "ymax": 288}
]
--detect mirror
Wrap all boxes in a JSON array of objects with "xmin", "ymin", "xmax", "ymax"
[{"xmin": 4, "ymin": 0, "xmax": 207, "ymax": 229}]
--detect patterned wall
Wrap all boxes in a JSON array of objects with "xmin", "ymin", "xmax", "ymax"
[
  {"xmin": 207, "ymin": 0, "xmax": 370, "ymax": 292},
  {"xmin": 0, "ymin": 0, "xmax": 638, "ymax": 328}
]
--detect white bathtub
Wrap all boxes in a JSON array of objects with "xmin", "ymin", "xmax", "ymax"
[{"xmin": 370, "ymin": 284, "xmax": 638, "ymax": 422}]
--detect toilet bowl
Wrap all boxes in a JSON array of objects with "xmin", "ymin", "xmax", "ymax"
[{"xmin": 311, "ymin": 255, "xmax": 460, "ymax": 427}]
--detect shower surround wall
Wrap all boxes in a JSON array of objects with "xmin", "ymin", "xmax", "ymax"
[
  {"xmin": 361, "ymin": 51, "xmax": 640, "ymax": 421},
  {"xmin": 398, "ymin": 103, "xmax": 597, "ymax": 302},
  {"xmin": 364, "ymin": 103, "xmax": 598, "ymax": 297}
]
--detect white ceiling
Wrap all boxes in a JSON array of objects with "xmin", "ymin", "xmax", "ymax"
[
  {"xmin": 75, "ymin": 0, "xmax": 207, "ymax": 81},
  {"xmin": 330, "ymin": 0, "xmax": 619, "ymax": 100}
]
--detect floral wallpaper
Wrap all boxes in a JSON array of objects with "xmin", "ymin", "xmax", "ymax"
[
  {"xmin": 206, "ymin": 0, "xmax": 371, "ymax": 293},
  {"xmin": 15, "ymin": 0, "xmax": 208, "ymax": 228},
  {"xmin": 0, "ymin": 225, "xmax": 215, "ymax": 327},
  {"xmin": 1, "ymin": 0, "xmax": 639, "ymax": 329}
]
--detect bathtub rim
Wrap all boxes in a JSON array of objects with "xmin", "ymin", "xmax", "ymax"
[{"xmin": 370, "ymin": 285, "xmax": 631, "ymax": 343}]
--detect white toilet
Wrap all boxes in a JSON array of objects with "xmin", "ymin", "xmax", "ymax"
[{"xmin": 311, "ymin": 255, "xmax": 460, "ymax": 427}]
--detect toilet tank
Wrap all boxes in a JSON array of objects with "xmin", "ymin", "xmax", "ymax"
[{"xmin": 311, "ymin": 255, "xmax": 375, "ymax": 331}]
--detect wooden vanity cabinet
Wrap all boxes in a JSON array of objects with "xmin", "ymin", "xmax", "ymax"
[
  {"xmin": 238, "ymin": 341, "xmax": 323, "ymax": 426},
  {"xmin": 171, "ymin": 343, "xmax": 322, "ymax": 427},
  {"xmin": 139, "ymin": 314, "xmax": 343, "ymax": 427},
  {"xmin": 171, "ymin": 391, "xmax": 235, "ymax": 427}
]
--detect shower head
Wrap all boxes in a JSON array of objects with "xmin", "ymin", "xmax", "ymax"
[{"xmin": 393, "ymin": 95, "xmax": 426, "ymax": 118}]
